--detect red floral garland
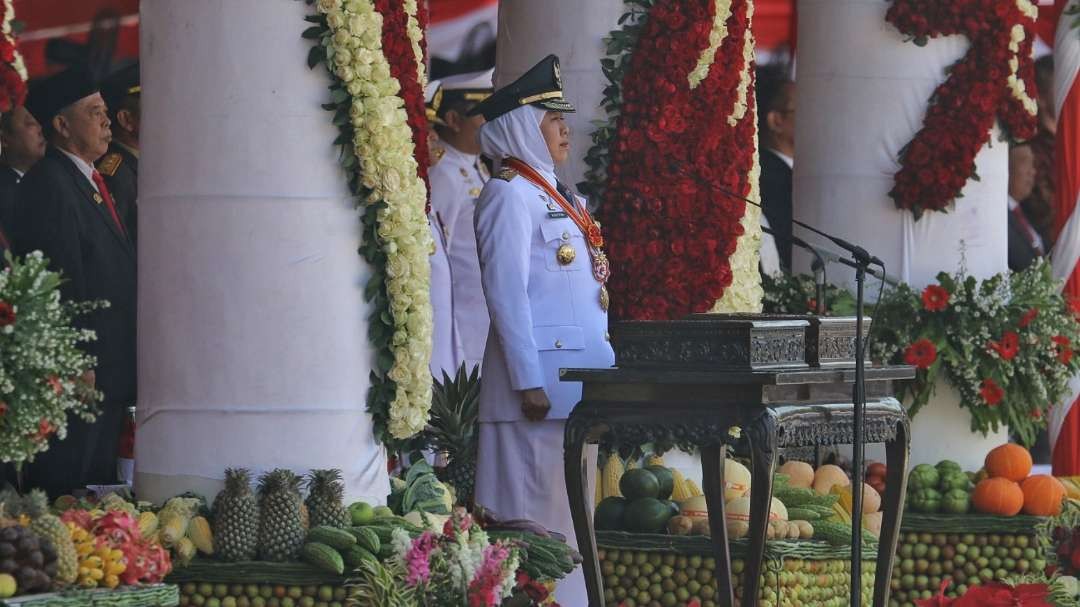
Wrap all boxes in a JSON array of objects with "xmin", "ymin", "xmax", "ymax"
[
  {"xmin": 373, "ymin": 0, "xmax": 430, "ymax": 188},
  {"xmin": 0, "ymin": 1, "xmax": 25, "ymax": 113},
  {"xmin": 601, "ymin": 0, "xmax": 756, "ymax": 320},
  {"xmin": 886, "ymin": 0, "xmax": 1038, "ymax": 217}
]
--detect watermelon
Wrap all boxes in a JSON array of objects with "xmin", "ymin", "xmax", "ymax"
[
  {"xmin": 594, "ymin": 497, "xmax": 628, "ymax": 531},
  {"xmin": 624, "ymin": 498, "xmax": 674, "ymax": 534},
  {"xmin": 645, "ymin": 466, "xmax": 674, "ymax": 500},
  {"xmin": 620, "ymin": 468, "xmax": 660, "ymax": 500}
]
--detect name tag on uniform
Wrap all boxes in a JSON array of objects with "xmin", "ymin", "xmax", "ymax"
[{"xmin": 547, "ymin": 211, "xmax": 568, "ymax": 219}]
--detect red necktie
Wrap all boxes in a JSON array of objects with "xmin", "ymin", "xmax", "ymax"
[
  {"xmin": 91, "ymin": 170, "xmax": 127, "ymax": 237},
  {"xmin": 1011, "ymin": 206, "xmax": 1044, "ymax": 256}
]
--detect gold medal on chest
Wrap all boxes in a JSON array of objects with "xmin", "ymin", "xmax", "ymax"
[{"xmin": 556, "ymin": 243, "xmax": 576, "ymax": 265}]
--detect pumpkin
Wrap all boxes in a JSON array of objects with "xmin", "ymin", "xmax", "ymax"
[
  {"xmin": 972, "ymin": 477, "xmax": 1024, "ymax": 516},
  {"xmin": 984, "ymin": 443, "xmax": 1032, "ymax": 482},
  {"xmin": 778, "ymin": 461, "xmax": 815, "ymax": 489},
  {"xmin": 812, "ymin": 464, "xmax": 851, "ymax": 495},
  {"xmin": 860, "ymin": 482, "xmax": 882, "ymax": 514},
  {"xmin": 1021, "ymin": 475, "xmax": 1066, "ymax": 516}
]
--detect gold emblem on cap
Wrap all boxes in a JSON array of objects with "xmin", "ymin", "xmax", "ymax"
[
  {"xmin": 554, "ymin": 62, "xmax": 562, "ymax": 88},
  {"xmin": 556, "ymin": 243, "xmax": 576, "ymax": 266}
]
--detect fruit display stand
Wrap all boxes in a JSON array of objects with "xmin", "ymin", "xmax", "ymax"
[
  {"xmin": 0, "ymin": 584, "xmax": 178, "ymax": 607},
  {"xmin": 167, "ymin": 561, "xmax": 349, "ymax": 606},
  {"xmin": 595, "ymin": 531, "xmax": 877, "ymax": 606},
  {"xmin": 888, "ymin": 513, "xmax": 1048, "ymax": 606}
]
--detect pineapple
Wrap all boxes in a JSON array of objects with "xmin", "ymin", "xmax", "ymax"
[
  {"xmin": 256, "ymin": 469, "xmax": 305, "ymax": 562},
  {"xmin": 212, "ymin": 468, "xmax": 259, "ymax": 562},
  {"xmin": 305, "ymin": 469, "xmax": 349, "ymax": 529},
  {"xmin": 23, "ymin": 490, "xmax": 78, "ymax": 584},
  {"xmin": 424, "ymin": 364, "xmax": 480, "ymax": 505}
]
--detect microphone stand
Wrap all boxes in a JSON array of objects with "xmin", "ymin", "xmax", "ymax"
[{"xmin": 675, "ymin": 167, "xmax": 882, "ymax": 606}]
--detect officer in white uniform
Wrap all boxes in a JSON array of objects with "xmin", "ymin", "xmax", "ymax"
[
  {"xmin": 428, "ymin": 70, "xmax": 493, "ymax": 375},
  {"xmin": 424, "ymin": 82, "xmax": 463, "ymax": 378},
  {"xmin": 470, "ymin": 55, "xmax": 614, "ymax": 606}
]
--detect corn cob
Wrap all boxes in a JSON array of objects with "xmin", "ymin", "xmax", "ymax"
[
  {"xmin": 137, "ymin": 511, "xmax": 159, "ymax": 537},
  {"xmin": 594, "ymin": 468, "xmax": 603, "ymax": 505},
  {"xmin": 175, "ymin": 537, "xmax": 197, "ymax": 566},
  {"xmin": 685, "ymin": 479, "xmax": 704, "ymax": 498},
  {"xmin": 670, "ymin": 469, "xmax": 693, "ymax": 502},
  {"xmin": 186, "ymin": 516, "xmax": 214, "ymax": 555},
  {"xmin": 602, "ymin": 455, "xmax": 624, "ymax": 499}
]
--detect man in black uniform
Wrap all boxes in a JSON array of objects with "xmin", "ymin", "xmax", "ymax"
[
  {"xmin": 15, "ymin": 68, "xmax": 136, "ymax": 496},
  {"xmin": 96, "ymin": 63, "xmax": 139, "ymax": 245},
  {"xmin": 0, "ymin": 105, "xmax": 44, "ymax": 237}
]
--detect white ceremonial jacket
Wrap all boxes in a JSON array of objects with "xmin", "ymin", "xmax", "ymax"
[
  {"xmin": 473, "ymin": 171, "xmax": 615, "ymax": 422},
  {"xmin": 429, "ymin": 216, "xmax": 463, "ymax": 377},
  {"xmin": 429, "ymin": 143, "xmax": 490, "ymax": 374}
]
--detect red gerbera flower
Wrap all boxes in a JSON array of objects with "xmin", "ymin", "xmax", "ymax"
[
  {"xmin": 988, "ymin": 331, "xmax": 1020, "ymax": 360},
  {"xmin": 34, "ymin": 419, "xmax": 54, "ymax": 441},
  {"xmin": 0, "ymin": 300, "xmax": 14, "ymax": 326},
  {"xmin": 921, "ymin": 285, "xmax": 950, "ymax": 312},
  {"xmin": 904, "ymin": 338, "xmax": 938, "ymax": 369},
  {"xmin": 1053, "ymin": 335, "xmax": 1073, "ymax": 365},
  {"xmin": 979, "ymin": 378, "xmax": 1004, "ymax": 406},
  {"xmin": 1019, "ymin": 307, "xmax": 1039, "ymax": 328}
]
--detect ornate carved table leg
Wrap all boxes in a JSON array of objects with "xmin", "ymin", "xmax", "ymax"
[
  {"xmin": 564, "ymin": 407, "xmax": 604, "ymax": 606},
  {"xmin": 742, "ymin": 412, "xmax": 778, "ymax": 607},
  {"xmin": 875, "ymin": 417, "xmax": 910, "ymax": 606},
  {"xmin": 701, "ymin": 443, "xmax": 736, "ymax": 607}
]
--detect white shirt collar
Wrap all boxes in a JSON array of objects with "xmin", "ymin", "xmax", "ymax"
[
  {"xmin": 439, "ymin": 140, "xmax": 480, "ymax": 166},
  {"xmin": 58, "ymin": 148, "xmax": 99, "ymax": 191},
  {"xmin": 769, "ymin": 148, "xmax": 794, "ymax": 169},
  {"xmin": 1008, "ymin": 197, "xmax": 1019, "ymax": 211}
]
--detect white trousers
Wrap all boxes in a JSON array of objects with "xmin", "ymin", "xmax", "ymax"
[{"xmin": 474, "ymin": 420, "xmax": 596, "ymax": 606}]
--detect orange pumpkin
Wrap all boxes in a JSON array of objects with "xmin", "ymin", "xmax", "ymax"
[
  {"xmin": 972, "ymin": 477, "xmax": 1024, "ymax": 516},
  {"xmin": 984, "ymin": 443, "xmax": 1033, "ymax": 482},
  {"xmin": 1021, "ymin": 475, "xmax": 1066, "ymax": 516}
]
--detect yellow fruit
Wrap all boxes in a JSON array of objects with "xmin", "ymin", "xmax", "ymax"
[
  {"xmin": 176, "ymin": 537, "xmax": 197, "ymax": 565},
  {"xmin": 89, "ymin": 568, "xmax": 104, "ymax": 581},
  {"xmin": 186, "ymin": 516, "xmax": 214, "ymax": 555},
  {"xmin": 104, "ymin": 574, "xmax": 120, "ymax": 589},
  {"xmin": 138, "ymin": 511, "xmax": 159, "ymax": 537},
  {"xmin": 670, "ymin": 469, "xmax": 693, "ymax": 502},
  {"xmin": 159, "ymin": 511, "xmax": 190, "ymax": 547},
  {"xmin": 686, "ymin": 479, "xmax": 704, "ymax": 497},
  {"xmin": 594, "ymin": 470, "xmax": 603, "ymax": 505},
  {"xmin": 0, "ymin": 573, "xmax": 14, "ymax": 598}
]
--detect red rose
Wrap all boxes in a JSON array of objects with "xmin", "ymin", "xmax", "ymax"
[
  {"xmin": 904, "ymin": 338, "xmax": 938, "ymax": 369},
  {"xmin": 979, "ymin": 378, "xmax": 1004, "ymax": 406},
  {"xmin": 921, "ymin": 285, "xmax": 950, "ymax": 311},
  {"xmin": 0, "ymin": 300, "xmax": 13, "ymax": 326},
  {"xmin": 1019, "ymin": 307, "xmax": 1038, "ymax": 328},
  {"xmin": 1053, "ymin": 336, "xmax": 1073, "ymax": 365}
]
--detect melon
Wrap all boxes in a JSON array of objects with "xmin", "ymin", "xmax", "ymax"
[
  {"xmin": 645, "ymin": 466, "xmax": 675, "ymax": 500},
  {"xmin": 724, "ymin": 495, "xmax": 788, "ymax": 523},
  {"xmin": 594, "ymin": 497, "xmax": 627, "ymax": 531},
  {"xmin": 778, "ymin": 461, "xmax": 815, "ymax": 489},
  {"xmin": 680, "ymin": 495, "xmax": 708, "ymax": 521},
  {"xmin": 813, "ymin": 464, "xmax": 851, "ymax": 495},
  {"xmin": 620, "ymin": 468, "xmax": 660, "ymax": 500},
  {"xmin": 624, "ymin": 498, "xmax": 674, "ymax": 533},
  {"xmin": 724, "ymin": 460, "xmax": 752, "ymax": 502}
]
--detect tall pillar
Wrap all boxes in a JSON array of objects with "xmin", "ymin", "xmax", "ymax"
[
  {"xmin": 136, "ymin": 0, "xmax": 389, "ymax": 503},
  {"xmin": 493, "ymin": 0, "xmax": 625, "ymax": 192},
  {"xmin": 795, "ymin": 0, "xmax": 1009, "ymax": 468}
]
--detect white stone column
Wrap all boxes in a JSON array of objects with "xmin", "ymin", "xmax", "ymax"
[
  {"xmin": 795, "ymin": 0, "xmax": 1009, "ymax": 466},
  {"xmin": 136, "ymin": 0, "xmax": 389, "ymax": 504},
  {"xmin": 493, "ymin": 0, "xmax": 625, "ymax": 192}
]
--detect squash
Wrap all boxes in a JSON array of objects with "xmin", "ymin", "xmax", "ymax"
[
  {"xmin": 863, "ymin": 511, "xmax": 883, "ymax": 538},
  {"xmin": 725, "ymin": 495, "xmax": 788, "ymax": 522},
  {"xmin": 812, "ymin": 465, "xmax": 851, "ymax": 495},
  {"xmin": 1021, "ymin": 475, "xmax": 1066, "ymax": 516},
  {"xmin": 860, "ymin": 482, "xmax": 882, "ymax": 514},
  {"xmin": 972, "ymin": 477, "xmax": 1024, "ymax": 516},
  {"xmin": 984, "ymin": 444, "xmax": 1033, "ymax": 482},
  {"xmin": 778, "ymin": 461, "xmax": 815, "ymax": 489},
  {"xmin": 724, "ymin": 460, "xmax": 752, "ymax": 502}
]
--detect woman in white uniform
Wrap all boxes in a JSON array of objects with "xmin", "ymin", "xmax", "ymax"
[{"xmin": 469, "ymin": 55, "xmax": 615, "ymax": 605}]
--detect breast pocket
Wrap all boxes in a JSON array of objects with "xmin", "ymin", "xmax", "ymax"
[
  {"xmin": 533, "ymin": 325, "xmax": 585, "ymax": 351},
  {"xmin": 540, "ymin": 220, "xmax": 587, "ymax": 272}
]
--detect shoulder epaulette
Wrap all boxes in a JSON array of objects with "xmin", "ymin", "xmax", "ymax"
[
  {"xmin": 96, "ymin": 153, "xmax": 122, "ymax": 177},
  {"xmin": 495, "ymin": 167, "xmax": 518, "ymax": 182}
]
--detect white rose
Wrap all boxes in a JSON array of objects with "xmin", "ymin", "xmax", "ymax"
[
  {"xmin": 317, "ymin": 0, "xmax": 336, "ymax": 13},
  {"xmin": 335, "ymin": 48, "xmax": 352, "ymax": 66},
  {"xmin": 346, "ymin": 80, "xmax": 364, "ymax": 97},
  {"xmin": 332, "ymin": 29, "xmax": 350, "ymax": 47},
  {"xmin": 336, "ymin": 64, "xmax": 356, "ymax": 83},
  {"xmin": 326, "ymin": 11, "xmax": 345, "ymax": 30},
  {"xmin": 387, "ymin": 364, "xmax": 409, "ymax": 384},
  {"xmin": 344, "ymin": 0, "xmax": 365, "ymax": 15}
]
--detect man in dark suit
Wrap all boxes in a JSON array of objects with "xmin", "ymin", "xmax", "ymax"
[
  {"xmin": 1007, "ymin": 143, "xmax": 1043, "ymax": 272},
  {"xmin": 0, "ymin": 105, "xmax": 45, "ymax": 236},
  {"xmin": 97, "ymin": 64, "xmax": 139, "ymax": 245},
  {"xmin": 756, "ymin": 65, "xmax": 796, "ymax": 272},
  {"xmin": 14, "ymin": 68, "xmax": 136, "ymax": 496}
]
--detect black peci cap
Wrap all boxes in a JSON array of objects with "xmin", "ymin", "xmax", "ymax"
[
  {"xmin": 467, "ymin": 55, "xmax": 574, "ymax": 121},
  {"xmin": 25, "ymin": 67, "xmax": 100, "ymax": 128},
  {"xmin": 100, "ymin": 62, "xmax": 140, "ymax": 112}
]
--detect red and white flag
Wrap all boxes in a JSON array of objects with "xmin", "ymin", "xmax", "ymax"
[{"xmin": 1049, "ymin": 0, "xmax": 1080, "ymax": 474}]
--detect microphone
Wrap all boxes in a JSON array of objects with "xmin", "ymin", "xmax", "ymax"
[
  {"xmin": 666, "ymin": 162, "xmax": 885, "ymax": 268},
  {"xmin": 763, "ymin": 225, "xmax": 897, "ymax": 286},
  {"xmin": 763, "ymin": 224, "xmax": 828, "ymax": 315}
]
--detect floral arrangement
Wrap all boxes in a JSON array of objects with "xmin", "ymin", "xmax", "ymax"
[
  {"xmin": 348, "ymin": 510, "xmax": 528, "ymax": 607},
  {"xmin": 61, "ymin": 508, "xmax": 172, "ymax": 588},
  {"xmin": 583, "ymin": 0, "xmax": 763, "ymax": 320},
  {"xmin": 764, "ymin": 262, "xmax": 1080, "ymax": 447},
  {"xmin": 915, "ymin": 579, "xmax": 1064, "ymax": 606},
  {"xmin": 0, "ymin": 252, "xmax": 102, "ymax": 465},
  {"xmin": 0, "ymin": 0, "xmax": 26, "ymax": 113},
  {"xmin": 885, "ymin": 0, "xmax": 1038, "ymax": 217},
  {"xmin": 761, "ymin": 272, "xmax": 857, "ymax": 317},
  {"xmin": 302, "ymin": 0, "xmax": 434, "ymax": 444}
]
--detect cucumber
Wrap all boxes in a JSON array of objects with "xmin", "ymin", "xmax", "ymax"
[
  {"xmin": 307, "ymin": 525, "xmax": 356, "ymax": 550},
  {"xmin": 342, "ymin": 544, "xmax": 379, "ymax": 568},
  {"xmin": 351, "ymin": 527, "xmax": 381, "ymax": 555},
  {"xmin": 300, "ymin": 542, "xmax": 345, "ymax": 575}
]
